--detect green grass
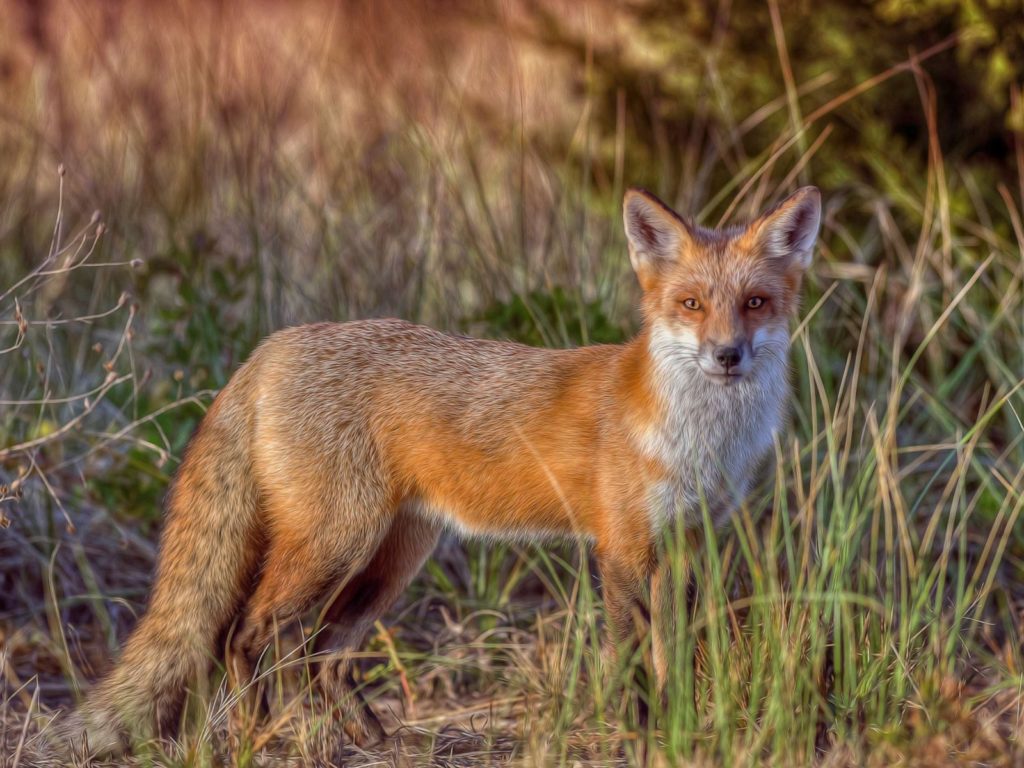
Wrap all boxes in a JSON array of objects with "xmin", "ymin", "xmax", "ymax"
[{"xmin": 1, "ymin": 3, "xmax": 1023, "ymax": 766}]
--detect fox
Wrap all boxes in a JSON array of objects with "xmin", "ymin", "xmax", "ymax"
[{"xmin": 59, "ymin": 185, "xmax": 821, "ymax": 758}]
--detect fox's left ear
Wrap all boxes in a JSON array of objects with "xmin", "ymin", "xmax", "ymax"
[{"xmin": 748, "ymin": 186, "xmax": 821, "ymax": 272}]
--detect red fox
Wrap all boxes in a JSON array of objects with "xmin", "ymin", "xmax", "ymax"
[{"xmin": 60, "ymin": 186, "xmax": 820, "ymax": 757}]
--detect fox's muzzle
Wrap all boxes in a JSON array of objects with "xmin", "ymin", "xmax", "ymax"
[{"xmin": 700, "ymin": 339, "xmax": 752, "ymax": 382}]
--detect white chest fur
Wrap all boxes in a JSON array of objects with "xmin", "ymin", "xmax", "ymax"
[{"xmin": 637, "ymin": 324, "xmax": 789, "ymax": 531}]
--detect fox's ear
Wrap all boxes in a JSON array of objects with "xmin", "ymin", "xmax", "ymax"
[
  {"xmin": 748, "ymin": 186, "xmax": 821, "ymax": 272},
  {"xmin": 623, "ymin": 188, "xmax": 691, "ymax": 289}
]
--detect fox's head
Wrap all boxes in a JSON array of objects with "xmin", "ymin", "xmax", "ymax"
[{"xmin": 623, "ymin": 186, "xmax": 820, "ymax": 385}]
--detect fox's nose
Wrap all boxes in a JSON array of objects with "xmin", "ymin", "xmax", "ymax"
[{"xmin": 714, "ymin": 346, "xmax": 743, "ymax": 369}]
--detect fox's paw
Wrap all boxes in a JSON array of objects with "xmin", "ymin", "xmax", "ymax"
[
  {"xmin": 340, "ymin": 706, "xmax": 387, "ymax": 750},
  {"xmin": 49, "ymin": 707, "xmax": 126, "ymax": 761},
  {"xmin": 308, "ymin": 717, "xmax": 398, "ymax": 768}
]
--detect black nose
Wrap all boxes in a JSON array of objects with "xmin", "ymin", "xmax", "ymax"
[{"xmin": 714, "ymin": 346, "xmax": 742, "ymax": 369}]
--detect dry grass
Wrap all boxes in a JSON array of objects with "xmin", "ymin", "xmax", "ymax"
[{"xmin": 1, "ymin": 2, "xmax": 1023, "ymax": 766}]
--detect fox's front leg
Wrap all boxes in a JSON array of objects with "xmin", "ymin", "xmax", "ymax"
[
  {"xmin": 650, "ymin": 527, "xmax": 700, "ymax": 710},
  {"xmin": 650, "ymin": 554, "xmax": 685, "ymax": 704},
  {"xmin": 596, "ymin": 542, "xmax": 657, "ymax": 727}
]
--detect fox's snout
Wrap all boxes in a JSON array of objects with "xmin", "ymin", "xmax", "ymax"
[
  {"xmin": 700, "ymin": 339, "xmax": 751, "ymax": 382},
  {"xmin": 713, "ymin": 345, "xmax": 742, "ymax": 369}
]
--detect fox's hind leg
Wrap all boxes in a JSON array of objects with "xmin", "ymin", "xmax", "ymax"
[
  {"xmin": 225, "ymin": 501, "xmax": 393, "ymax": 752},
  {"xmin": 313, "ymin": 503, "xmax": 440, "ymax": 752}
]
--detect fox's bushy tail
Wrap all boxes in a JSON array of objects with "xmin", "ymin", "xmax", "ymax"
[{"xmin": 62, "ymin": 373, "xmax": 263, "ymax": 756}]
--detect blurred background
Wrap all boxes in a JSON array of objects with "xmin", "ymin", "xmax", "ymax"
[{"xmin": 1, "ymin": 1, "xmax": 1023, "ymax": 765}]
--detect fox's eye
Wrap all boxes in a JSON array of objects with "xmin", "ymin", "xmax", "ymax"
[
  {"xmin": 746, "ymin": 296, "xmax": 765, "ymax": 309},
  {"xmin": 681, "ymin": 298, "xmax": 701, "ymax": 310}
]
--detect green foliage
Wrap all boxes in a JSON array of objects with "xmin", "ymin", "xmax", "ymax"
[
  {"xmin": 472, "ymin": 286, "xmax": 625, "ymax": 347},
  {"xmin": 140, "ymin": 234, "xmax": 262, "ymax": 388},
  {"xmin": 519, "ymin": 0, "xmax": 1023, "ymax": 226}
]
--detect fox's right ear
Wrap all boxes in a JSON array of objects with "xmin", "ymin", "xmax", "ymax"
[
  {"xmin": 747, "ymin": 186, "xmax": 821, "ymax": 272},
  {"xmin": 623, "ymin": 188, "xmax": 691, "ymax": 290}
]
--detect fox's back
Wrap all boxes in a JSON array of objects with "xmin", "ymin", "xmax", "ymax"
[
  {"xmin": 245, "ymin": 319, "xmax": 630, "ymax": 537},
  {"xmin": 252, "ymin": 318, "xmax": 618, "ymax": 427}
]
